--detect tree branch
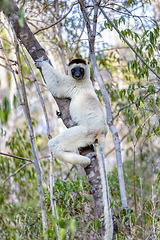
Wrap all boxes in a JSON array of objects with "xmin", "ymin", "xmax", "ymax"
[
  {"xmin": 34, "ymin": 1, "xmax": 78, "ymax": 35},
  {"xmin": 100, "ymin": 7, "xmax": 160, "ymax": 80},
  {"xmin": 0, "ymin": 162, "xmax": 31, "ymax": 187},
  {"xmin": 0, "ymin": 151, "xmax": 33, "ymax": 163}
]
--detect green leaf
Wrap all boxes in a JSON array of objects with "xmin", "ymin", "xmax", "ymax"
[
  {"xmin": 134, "ymin": 116, "xmax": 139, "ymax": 126},
  {"xmin": 0, "ymin": 97, "xmax": 10, "ymax": 124},
  {"xmin": 113, "ymin": 19, "xmax": 118, "ymax": 28},
  {"xmin": 157, "ymin": 171, "xmax": 160, "ymax": 183},
  {"xmin": 141, "ymin": 30, "xmax": 149, "ymax": 39},
  {"xmin": 127, "ymin": 209, "xmax": 133, "ymax": 215},
  {"xmin": 119, "ymin": 90, "xmax": 123, "ymax": 99},
  {"xmin": 134, "ymin": 33, "xmax": 140, "ymax": 43},
  {"xmin": 135, "ymin": 126, "xmax": 142, "ymax": 139},
  {"xmin": 94, "ymin": 219, "xmax": 101, "ymax": 230},
  {"xmin": 18, "ymin": 7, "xmax": 25, "ymax": 28},
  {"xmin": 68, "ymin": 218, "xmax": 76, "ymax": 232},
  {"xmin": 59, "ymin": 228, "xmax": 66, "ymax": 240},
  {"xmin": 149, "ymin": 31, "xmax": 154, "ymax": 45},
  {"xmin": 4, "ymin": 97, "xmax": 10, "ymax": 113},
  {"xmin": 127, "ymin": 62, "xmax": 130, "ymax": 71},
  {"xmin": 59, "ymin": 219, "xmax": 66, "ymax": 228},
  {"xmin": 146, "ymin": 44, "xmax": 153, "ymax": 58},
  {"xmin": 135, "ymin": 100, "xmax": 140, "ymax": 109},
  {"xmin": 68, "ymin": 218, "xmax": 76, "ymax": 239},
  {"xmin": 156, "ymin": 97, "xmax": 159, "ymax": 105},
  {"xmin": 13, "ymin": 95, "xmax": 19, "ymax": 109},
  {"xmin": 120, "ymin": 16, "xmax": 125, "ymax": 25},
  {"xmin": 148, "ymin": 85, "xmax": 155, "ymax": 94},
  {"xmin": 130, "ymin": 214, "xmax": 135, "ymax": 226},
  {"xmin": 104, "ymin": 20, "xmax": 113, "ymax": 31},
  {"xmin": 148, "ymin": 120, "xmax": 151, "ymax": 129},
  {"xmin": 0, "ymin": 0, "xmax": 11, "ymax": 16}
]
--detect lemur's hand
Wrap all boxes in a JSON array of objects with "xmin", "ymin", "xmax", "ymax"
[
  {"xmin": 35, "ymin": 59, "xmax": 50, "ymax": 69},
  {"xmin": 34, "ymin": 60, "xmax": 43, "ymax": 69}
]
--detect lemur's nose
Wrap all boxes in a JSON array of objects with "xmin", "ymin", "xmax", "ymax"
[{"xmin": 75, "ymin": 71, "xmax": 81, "ymax": 77}]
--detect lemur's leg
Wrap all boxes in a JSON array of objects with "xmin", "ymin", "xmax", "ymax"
[{"xmin": 48, "ymin": 126, "xmax": 95, "ymax": 167}]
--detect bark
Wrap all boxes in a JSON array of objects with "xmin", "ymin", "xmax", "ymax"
[{"xmin": 3, "ymin": 0, "xmax": 107, "ymax": 238}]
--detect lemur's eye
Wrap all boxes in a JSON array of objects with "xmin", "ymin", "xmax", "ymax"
[
  {"xmin": 80, "ymin": 68, "xmax": 84, "ymax": 73},
  {"xmin": 71, "ymin": 69, "xmax": 75, "ymax": 73}
]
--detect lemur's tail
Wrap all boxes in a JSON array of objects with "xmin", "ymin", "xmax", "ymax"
[{"xmin": 98, "ymin": 143, "xmax": 113, "ymax": 240}]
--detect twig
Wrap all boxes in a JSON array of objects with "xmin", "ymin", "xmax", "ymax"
[
  {"xmin": 113, "ymin": 87, "xmax": 160, "ymax": 120},
  {"xmin": 0, "ymin": 162, "xmax": 31, "ymax": 187},
  {"xmin": 34, "ymin": 1, "xmax": 78, "ymax": 35},
  {"xmin": 64, "ymin": 165, "xmax": 75, "ymax": 180},
  {"xmin": 99, "ymin": 7, "xmax": 160, "ymax": 80},
  {"xmin": 55, "ymin": 0, "xmax": 67, "ymax": 73},
  {"xmin": 105, "ymin": 130, "xmax": 131, "ymax": 157},
  {"xmin": 70, "ymin": 20, "xmax": 85, "ymax": 60},
  {"xmin": 0, "ymin": 62, "xmax": 14, "ymax": 71},
  {"xmin": 0, "ymin": 151, "xmax": 33, "ymax": 163},
  {"xmin": 0, "ymin": 55, "xmax": 17, "ymax": 64}
]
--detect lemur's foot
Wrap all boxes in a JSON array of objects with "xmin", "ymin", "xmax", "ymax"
[
  {"xmin": 84, "ymin": 152, "xmax": 97, "ymax": 168},
  {"xmin": 86, "ymin": 152, "xmax": 97, "ymax": 160}
]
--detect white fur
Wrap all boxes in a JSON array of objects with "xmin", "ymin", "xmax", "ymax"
[
  {"xmin": 99, "ymin": 146, "xmax": 113, "ymax": 240},
  {"xmin": 38, "ymin": 60, "xmax": 108, "ymax": 166},
  {"xmin": 37, "ymin": 60, "xmax": 113, "ymax": 239}
]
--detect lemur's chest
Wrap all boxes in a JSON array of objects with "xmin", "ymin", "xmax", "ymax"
[{"xmin": 69, "ymin": 91, "xmax": 102, "ymax": 125}]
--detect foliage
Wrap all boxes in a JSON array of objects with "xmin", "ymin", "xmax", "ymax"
[
  {"xmin": 0, "ymin": 162, "xmax": 101, "ymax": 239},
  {"xmin": 108, "ymin": 157, "xmax": 160, "ymax": 239},
  {"xmin": 45, "ymin": 176, "xmax": 98, "ymax": 240}
]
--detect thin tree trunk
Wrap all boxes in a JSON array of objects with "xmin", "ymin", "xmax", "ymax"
[{"xmin": 0, "ymin": 39, "xmax": 48, "ymax": 233}]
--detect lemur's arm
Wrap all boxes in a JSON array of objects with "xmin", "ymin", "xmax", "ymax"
[{"xmin": 35, "ymin": 60, "xmax": 73, "ymax": 98}]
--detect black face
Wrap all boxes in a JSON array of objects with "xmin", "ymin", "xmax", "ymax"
[{"xmin": 71, "ymin": 66, "xmax": 85, "ymax": 80}]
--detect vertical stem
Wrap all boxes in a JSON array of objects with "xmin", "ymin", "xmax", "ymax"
[
  {"xmin": 55, "ymin": 0, "xmax": 67, "ymax": 73},
  {"xmin": 50, "ymin": 154, "xmax": 55, "ymax": 215},
  {"xmin": 50, "ymin": 153, "xmax": 60, "ymax": 240},
  {"xmin": 133, "ymin": 144, "xmax": 137, "ymax": 239},
  {"xmin": 0, "ymin": 38, "xmax": 48, "ymax": 233},
  {"xmin": 152, "ymin": 164, "xmax": 156, "ymax": 239},
  {"xmin": 15, "ymin": 43, "xmax": 48, "ymax": 233}
]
